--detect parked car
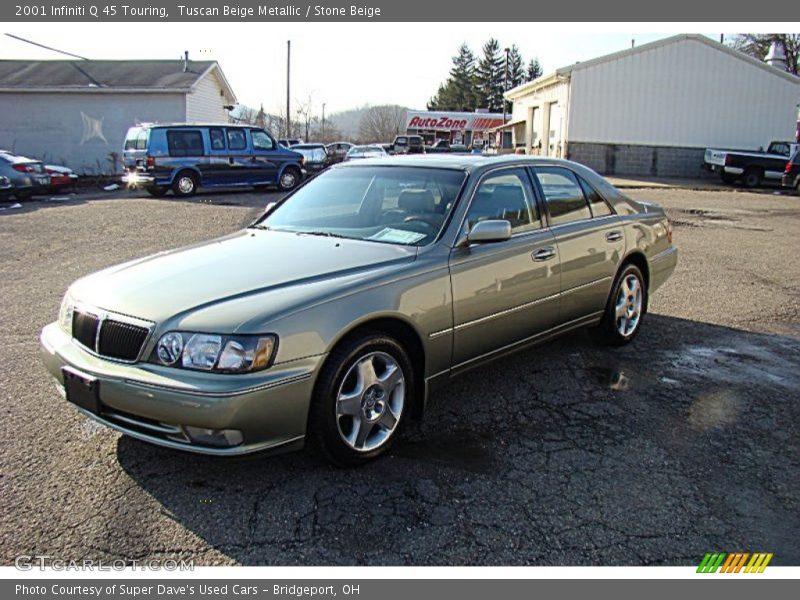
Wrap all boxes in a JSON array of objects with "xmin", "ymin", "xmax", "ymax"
[
  {"xmin": 292, "ymin": 143, "xmax": 332, "ymax": 177},
  {"xmin": 391, "ymin": 135, "xmax": 424, "ymax": 154},
  {"xmin": 121, "ymin": 124, "xmax": 304, "ymax": 196},
  {"xmin": 0, "ymin": 153, "xmax": 50, "ymax": 200},
  {"xmin": 0, "ymin": 175, "xmax": 12, "ymax": 200},
  {"xmin": 704, "ymin": 140, "xmax": 799, "ymax": 188},
  {"xmin": 782, "ymin": 149, "xmax": 800, "ymax": 196},
  {"xmin": 41, "ymin": 155, "xmax": 677, "ymax": 465},
  {"xmin": 278, "ymin": 138, "xmax": 304, "ymax": 148},
  {"xmin": 344, "ymin": 145, "xmax": 388, "ymax": 160},
  {"xmin": 325, "ymin": 142, "xmax": 354, "ymax": 164},
  {"xmin": 45, "ymin": 164, "xmax": 78, "ymax": 191}
]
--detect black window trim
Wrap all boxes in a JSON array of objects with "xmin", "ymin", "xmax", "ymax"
[
  {"xmin": 453, "ymin": 164, "xmax": 547, "ymax": 245},
  {"xmin": 576, "ymin": 173, "xmax": 616, "ymax": 219},
  {"xmin": 529, "ymin": 165, "xmax": 617, "ymax": 230}
]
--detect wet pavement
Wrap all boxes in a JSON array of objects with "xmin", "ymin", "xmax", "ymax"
[{"xmin": 0, "ymin": 187, "xmax": 798, "ymax": 565}]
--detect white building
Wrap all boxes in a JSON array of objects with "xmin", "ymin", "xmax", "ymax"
[
  {"xmin": 503, "ymin": 34, "xmax": 800, "ymax": 177},
  {"xmin": 0, "ymin": 57, "xmax": 236, "ymax": 174}
]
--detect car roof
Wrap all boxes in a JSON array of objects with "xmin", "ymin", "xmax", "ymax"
[
  {"xmin": 139, "ymin": 123, "xmax": 258, "ymax": 130},
  {"xmin": 334, "ymin": 154, "xmax": 580, "ymax": 171},
  {"xmin": 293, "ymin": 143, "xmax": 325, "ymax": 149}
]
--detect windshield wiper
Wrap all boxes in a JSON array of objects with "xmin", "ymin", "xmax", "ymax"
[
  {"xmin": 295, "ymin": 230, "xmax": 349, "ymax": 239},
  {"xmin": 248, "ymin": 223, "xmax": 271, "ymax": 230}
]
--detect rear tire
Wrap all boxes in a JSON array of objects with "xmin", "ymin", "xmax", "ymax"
[
  {"xmin": 307, "ymin": 331, "xmax": 413, "ymax": 466},
  {"xmin": 172, "ymin": 171, "xmax": 198, "ymax": 197},
  {"xmin": 742, "ymin": 168, "xmax": 763, "ymax": 189},
  {"xmin": 720, "ymin": 172, "xmax": 736, "ymax": 184},
  {"xmin": 146, "ymin": 185, "xmax": 168, "ymax": 197},
  {"xmin": 590, "ymin": 263, "xmax": 647, "ymax": 346},
  {"xmin": 13, "ymin": 190, "xmax": 33, "ymax": 201}
]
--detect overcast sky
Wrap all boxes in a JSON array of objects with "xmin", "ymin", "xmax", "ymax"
[{"xmin": 1, "ymin": 24, "xmax": 727, "ymax": 116}]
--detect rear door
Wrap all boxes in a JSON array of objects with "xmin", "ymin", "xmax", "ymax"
[
  {"xmin": 530, "ymin": 166, "xmax": 623, "ymax": 324},
  {"xmin": 201, "ymin": 127, "xmax": 232, "ymax": 186},
  {"xmin": 449, "ymin": 167, "xmax": 560, "ymax": 368}
]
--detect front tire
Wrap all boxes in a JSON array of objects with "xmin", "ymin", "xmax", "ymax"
[
  {"xmin": 308, "ymin": 332, "xmax": 413, "ymax": 466},
  {"xmin": 172, "ymin": 171, "xmax": 198, "ymax": 197},
  {"xmin": 278, "ymin": 167, "xmax": 300, "ymax": 192},
  {"xmin": 591, "ymin": 264, "xmax": 647, "ymax": 346}
]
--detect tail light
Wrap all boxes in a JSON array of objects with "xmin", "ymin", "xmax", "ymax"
[
  {"xmin": 145, "ymin": 156, "xmax": 155, "ymax": 169},
  {"xmin": 12, "ymin": 164, "xmax": 34, "ymax": 173},
  {"xmin": 786, "ymin": 161, "xmax": 793, "ymax": 174},
  {"xmin": 666, "ymin": 220, "xmax": 673, "ymax": 244},
  {"xmin": 724, "ymin": 154, "xmax": 733, "ymax": 166}
]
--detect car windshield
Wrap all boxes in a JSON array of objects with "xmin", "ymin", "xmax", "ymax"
[
  {"xmin": 349, "ymin": 147, "xmax": 383, "ymax": 157},
  {"xmin": 253, "ymin": 166, "xmax": 466, "ymax": 246},
  {"xmin": 296, "ymin": 147, "xmax": 327, "ymax": 162}
]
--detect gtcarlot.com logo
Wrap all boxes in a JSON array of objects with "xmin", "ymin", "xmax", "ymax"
[
  {"xmin": 15, "ymin": 555, "xmax": 193, "ymax": 571},
  {"xmin": 697, "ymin": 552, "xmax": 773, "ymax": 573}
]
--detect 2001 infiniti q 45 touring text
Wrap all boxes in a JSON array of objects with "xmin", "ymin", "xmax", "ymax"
[{"xmin": 40, "ymin": 155, "xmax": 677, "ymax": 465}]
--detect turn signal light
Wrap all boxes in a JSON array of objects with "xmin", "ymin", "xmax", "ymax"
[
  {"xmin": 666, "ymin": 220, "xmax": 673, "ymax": 244},
  {"xmin": 146, "ymin": 156, "xmax": 155, "ymax": 169},
  {"xmin": 786, "ymin": 161, "xmax": 793, "ymax": 174}
]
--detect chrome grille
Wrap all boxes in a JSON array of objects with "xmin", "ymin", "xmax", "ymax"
[{"xmin": 71, "ymin": 308, "xmax": 152, "ymax": 362}]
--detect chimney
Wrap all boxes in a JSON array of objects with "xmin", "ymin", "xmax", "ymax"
[
  {"xmin": 765, "ymin": 40, "xmax": 788, "ymax": 71},
  {"xmin": 183, "ymin": 50, "xmax": 189, "ymax": 72}
]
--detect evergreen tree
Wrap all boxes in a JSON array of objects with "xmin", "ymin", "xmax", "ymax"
[
  {"xmin": 475, "ymin": 38, "xmax": 504, "ymax": 112},
  {"xmin": 428, "ymin": 43, "xmax": 478, "ymax": 111},
  {"xmin": 505, "ymin": 45, "xmax": 525, "ymax": 113},
  {"xmin": 526, "ymin": 58, "xmax": 543, "ymax": 82}
]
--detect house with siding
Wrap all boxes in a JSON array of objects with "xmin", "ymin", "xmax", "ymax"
[
  {"xmin": 0, "ymin": 56, "xmax": 237, "ymax": 174},
  {"xmin": 502, "ymin": 34, "xmax": 800, "ymax": 177}
]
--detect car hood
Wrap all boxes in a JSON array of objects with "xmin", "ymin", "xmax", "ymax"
[{"xmin": 70, "ymin": 229, "xmax": 417, "ymax": 324}]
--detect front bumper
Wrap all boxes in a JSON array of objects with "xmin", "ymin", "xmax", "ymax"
[
  {"xmin": 40, "ymin": 322, "xmax": 322, "ymax": 456},
  {"xmin": 122, "ymin": 171, "xmax": 156, "ymax": 186}
]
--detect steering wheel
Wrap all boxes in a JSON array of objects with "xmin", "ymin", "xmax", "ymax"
[{"xmin": 403, "ymin": 215, "xmax": 441, "ymax": 230}]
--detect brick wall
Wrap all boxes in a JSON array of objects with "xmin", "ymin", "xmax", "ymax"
[{"xmin": 567, "ymin": 142, "xmax": 714, "ymax": 178}]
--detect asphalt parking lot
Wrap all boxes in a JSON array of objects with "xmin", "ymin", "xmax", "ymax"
[{"xmin": 1, "ymin": 185, "xmax": 798, "ymax": 566}]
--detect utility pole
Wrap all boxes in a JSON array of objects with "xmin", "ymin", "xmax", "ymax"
[
  {"xmin": 502, "ymin": 47, "xmax": 510, "ymax": 147},
  {"xmin": 321, "ymin": 102, "xmax": 326, "ymax": 141},
  {"xmin": 286, "ymin": 40, "xmax": 291, "ymax": 139}
]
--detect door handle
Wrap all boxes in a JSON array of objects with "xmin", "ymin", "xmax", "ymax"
[
  {"xmin": 228, "ymin": 157, "xmax": 235, "ymax": 165},
  {"xmin": 605, "ymin": 231, "xmax": 623, "ymax": 242},
  {"xmin": 532, "ymin": 247, "xmax": 556, "ymax": 261}
]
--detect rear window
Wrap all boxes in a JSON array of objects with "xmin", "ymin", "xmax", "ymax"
[
  {"xmin": 124, "ymin": 128, "xmax": 148, "ymax": 151},
  {"xmin": 166, "ymin": 130, "xmax": 204, "ymax": 157}
]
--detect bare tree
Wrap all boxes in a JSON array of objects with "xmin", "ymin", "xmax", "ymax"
[
  {"xmin": 358, "ymin": 105, "xmax": 406, "ymax": 143},
  {"xmin": 730, "ymin": 34, "xmax": 800, "ymax": 75}
]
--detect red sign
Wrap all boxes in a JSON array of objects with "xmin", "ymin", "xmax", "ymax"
[{"xmin": 406, "ymin": 111, "xmax": 505, "ymax": 132}]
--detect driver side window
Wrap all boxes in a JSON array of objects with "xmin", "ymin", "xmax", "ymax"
[{"xmin": 465, "ymin": 169, "xmax": 539, "ymax": 234}]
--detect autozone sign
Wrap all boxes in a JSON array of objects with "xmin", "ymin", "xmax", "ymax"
[{"xmin": 406, "ymin": 111, "xmax": 505, "ymax": 131}]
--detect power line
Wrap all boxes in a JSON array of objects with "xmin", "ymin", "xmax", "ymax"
[{"xmin": 4, "ymin": 33, "xmax": 89, "ymax": 60}]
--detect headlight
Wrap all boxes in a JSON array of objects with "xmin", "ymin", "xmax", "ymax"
[
  {"xmin": 151, "ymin": 332, "xmax": 278, "ymax": 373},
  {"xmin": 58, "ymin": 292, "xmax": 74, "ymax": 333}
]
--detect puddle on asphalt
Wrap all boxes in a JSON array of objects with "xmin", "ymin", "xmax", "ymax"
[
  {"xmin": 588, "ymin": 367, "xmax": 631, "ymax": 390},
  {"xmin": 687, "ymin": 389, "xmax": 743, "ymax": 431}
]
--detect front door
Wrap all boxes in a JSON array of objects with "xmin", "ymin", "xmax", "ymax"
[
  {"xmin": 531, "ymin": 166, "xmax": 624, "ymax": 324},
  {"xmin": 249, "ymin": 129, "xmax": 282, "ymax": 185},
  {"xmin": 449, "ymin": 167, "xmax": 561, "ymax": 368}
]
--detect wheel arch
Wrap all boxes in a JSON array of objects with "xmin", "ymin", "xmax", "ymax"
[
  {"xmin": 619, "ymin": 251, "xmax": 650, "ymax": 303},
  {"xmin": 320, "ymin": 314, "xmax": 427, "ymax": 421},
  {"xmin": 169, "ymin": 166, "xmax": 202, "ymax": 186}
]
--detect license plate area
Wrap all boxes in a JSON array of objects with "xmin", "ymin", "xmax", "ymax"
[{"xmin": 62, "ymin": 367, "xmax": 99, "ymax": 414}]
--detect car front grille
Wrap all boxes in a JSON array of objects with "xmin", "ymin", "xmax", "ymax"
[{"xmin": 72, "ymin": 308, "xmax": 151, "ymax": 362}]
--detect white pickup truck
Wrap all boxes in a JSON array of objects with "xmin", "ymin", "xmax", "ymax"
[{"xmin": 704, "ymin": 140, "xmax": 799, "ymax": 188}]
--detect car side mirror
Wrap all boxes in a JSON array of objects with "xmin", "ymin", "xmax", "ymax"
[{"xmin": 462, "ymin": 220, "xmax": 512, "ymax": 246}]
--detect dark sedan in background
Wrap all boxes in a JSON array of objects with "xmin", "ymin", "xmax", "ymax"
[
  {"xmin": 293, "ymin": 143, "xmax": 333, "ymax": 177},
  {"xmin": 0, "ymin": 152, "xmax": 50, "ymax": 200}
]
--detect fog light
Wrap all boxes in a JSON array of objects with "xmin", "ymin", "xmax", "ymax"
[{"xmin": 183, "ymin": 426, "xmax": 243, "ymax": 448}]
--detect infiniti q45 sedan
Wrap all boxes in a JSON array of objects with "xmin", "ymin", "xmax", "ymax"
[{"xmin": 41, "ymin": 156, "xmax": 677, "ymax": 465}]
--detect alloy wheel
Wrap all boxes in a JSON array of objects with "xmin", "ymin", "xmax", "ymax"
[
  {"xmin": 335, "ymin": 351, "xmax": 405, "ymax": 452},
  {"xmin": 614, "ymin": 273, "xmax": 643, "ymax": 337}
]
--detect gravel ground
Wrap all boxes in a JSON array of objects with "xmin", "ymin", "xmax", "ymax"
[{"xmin": 0, "ymin": 187, "xmax": 798, "ymax": 566}]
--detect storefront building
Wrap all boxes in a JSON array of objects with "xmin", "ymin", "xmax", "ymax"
[{"xmin": 405, "ymin": 110, "xmax": 505, "ymax": 147}]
